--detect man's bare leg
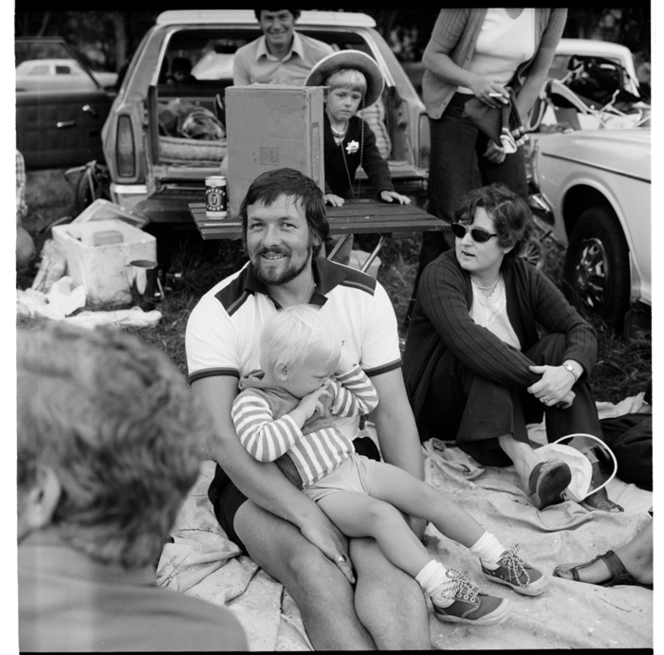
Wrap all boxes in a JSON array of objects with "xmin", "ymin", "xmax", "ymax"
[
  {"xmin": 351, "ymin": 537, "xmax": 431, "ymax": 650},
  {"xmin": 234, "ymin": 500, "xmax": 377, "ymax": 650}
]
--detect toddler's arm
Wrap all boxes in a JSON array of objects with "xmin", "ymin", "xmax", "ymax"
[
  {"xmin": 233, "ymin": 387, "xmax": 330, "ymax": 462},
  {"xmin": 330, "ymin": 359, "xmax": 379, "ymax": 417},
  {"xmin": 232, "ymin": 392, "xmax": 303, "ymax": 462}
]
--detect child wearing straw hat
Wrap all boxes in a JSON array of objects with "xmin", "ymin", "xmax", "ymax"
[
  {"xmin": 306, "ymin": 50, "xmax": 410, "ymax": 264},
  {"xmin": 306, "ymin": 49, "xmax": 411, "ymax": 207}
]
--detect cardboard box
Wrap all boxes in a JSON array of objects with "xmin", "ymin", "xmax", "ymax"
[
  {"xmin": 225, "ymin": 85, "xmax": 325, "ymax": 215},
  {"xmin": 52, "ymin": 219, "xmax": 156, "ymax": 304}
]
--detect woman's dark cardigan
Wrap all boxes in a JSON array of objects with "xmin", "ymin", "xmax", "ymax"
[{"xmin": 402, "ymin": 249, "xmax": 597, "ymax": 441}]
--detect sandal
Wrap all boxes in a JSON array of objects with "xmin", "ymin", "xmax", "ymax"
[{"xmin": 553, "ymin": 550, "xmax": 653, "ymax": 589}]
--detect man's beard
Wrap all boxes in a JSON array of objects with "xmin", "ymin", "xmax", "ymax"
[{"xmin": 252, "ymin": 244, "xmax": 313, "ymax": 286}]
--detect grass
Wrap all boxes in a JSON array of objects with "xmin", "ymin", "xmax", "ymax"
[{"xmin": 17, "ymin": 169, "xmax": 651, "ymax": 404}]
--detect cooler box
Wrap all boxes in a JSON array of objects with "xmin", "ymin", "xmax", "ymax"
[
  {"xmin": 225, "ymin": 85, "xmax": 325, "ymax": 216},
  {"xmin": 52, "ymin": 219, "xmax": 156, "ymax": 304}
]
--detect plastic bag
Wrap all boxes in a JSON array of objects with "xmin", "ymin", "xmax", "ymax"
[{"xmin": 31, "ymin": 238, "xmax": 67, "ymax": 294}]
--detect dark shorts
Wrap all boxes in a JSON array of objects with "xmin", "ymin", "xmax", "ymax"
[{"xmin": 208, "ymin": 436, "xmax": 382, "ymax": 553}]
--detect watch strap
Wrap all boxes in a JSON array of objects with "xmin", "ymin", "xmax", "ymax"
[{"xmin": 563, "ymin": 363, "xmax": 578, "ymax": 381}]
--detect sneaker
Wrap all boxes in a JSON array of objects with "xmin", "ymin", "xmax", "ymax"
[
  {"xmin": 431, "ymin": 569, "xmax": 510, "ymax": 626},
  {"xmin": 482, "ymin": 544, "xmax": 549, "ymax": 596}
]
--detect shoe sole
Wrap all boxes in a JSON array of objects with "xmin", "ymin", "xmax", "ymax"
[
  {"xmin": 529, "ymin": 461, "xmax": 572, "ymax": 510},
  {"xmin": 433, "ymin": 598, "xmax": 511, "ymax": 626},
  {"xmin": 484, "ymin": 571, "xmax": 549, "ymax": 596}
]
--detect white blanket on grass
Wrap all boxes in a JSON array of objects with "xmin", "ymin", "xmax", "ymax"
[{"xmin": 156, "ymin": 396, "xmax": 653, "ymax": 650}]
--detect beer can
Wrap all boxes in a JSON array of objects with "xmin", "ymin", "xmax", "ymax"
[{"xmin": 205, "ymin": 175, "xmax": 228, "ymax": 218}]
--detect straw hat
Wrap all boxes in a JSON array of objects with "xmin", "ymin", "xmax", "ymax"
[{"xmin": 305, "ymin": 49, "xmax": 385, "ymax": 108}]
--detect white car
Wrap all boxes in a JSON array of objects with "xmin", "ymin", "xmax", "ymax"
[
  {"xmin": 527, "ymin": 40, "xmax": 650, "ymax": 334},
  {"xmin": 100, "ymin": 9, "xmax": 430, "ymax": 224},
  {"xmin": 529, "ymin": 128, "xmax": 650, "ymax": 333},
  {"xmin": 16, "ymin": 58, "xmax": 117, "ymax": 92},
  {"xmin": 548, "ymin": 38, "xmax": 641, "ymax": 96}
]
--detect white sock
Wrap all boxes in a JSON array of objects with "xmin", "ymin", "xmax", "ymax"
[
  {"xmin": 470, "ymin": 531, "xmax": 505, "ymax": 570},
  {"xmin": 415, "ymin": 560, "xmax": 456, "ymax": 608}
]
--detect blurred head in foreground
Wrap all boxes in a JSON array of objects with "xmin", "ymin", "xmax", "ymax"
[{"xmin": 17, "ymin": 323, "xmax": 212, "ymax": 568}]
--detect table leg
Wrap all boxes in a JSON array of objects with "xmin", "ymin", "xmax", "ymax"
[
  {"xmin": 326, "ymin": 233, "xmax": 350, "ymax": 261},
  {"xmin": 360, "ymin": 235, "xmax": 386, "ymax": 272}
]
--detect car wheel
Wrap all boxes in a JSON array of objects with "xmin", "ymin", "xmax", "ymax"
[
  {"xmin": 563, "ymin": 205, "xmax": 630, "ymax": 331},
  {"xmin": 520, "ymin": 236, "xmax": 544, "ymax": 270}
]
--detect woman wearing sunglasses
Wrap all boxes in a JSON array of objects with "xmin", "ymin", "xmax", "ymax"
[{"xmin": 403, "ymin": 183, "xmax": 607, "ymax": 511}]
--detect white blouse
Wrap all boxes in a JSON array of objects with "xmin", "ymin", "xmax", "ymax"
[
  {"xmin": 458, "ymin": 8, "xmax": 537, "ymax": 93},
  {"xmin": 470, "ymin": 275, "xmax": 521, "ymax": 350}
]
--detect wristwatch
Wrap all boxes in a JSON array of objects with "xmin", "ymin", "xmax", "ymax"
[{"xmin": 563, "ymin": 363, "xmax": 578, "ymax": 381}]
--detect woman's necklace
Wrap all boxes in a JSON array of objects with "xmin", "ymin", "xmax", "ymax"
[{"xmin": 473, "ymin": 273, "xmax": 501, "ymax": 290}]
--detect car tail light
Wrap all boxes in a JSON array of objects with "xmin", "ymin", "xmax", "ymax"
[
  {"xmin": 418, "ymin": 113, "xmax": 430, "ymax": 170},
  {"xmin": 116, "ymin": 115, "xmax": 136, "ymax": 178}
]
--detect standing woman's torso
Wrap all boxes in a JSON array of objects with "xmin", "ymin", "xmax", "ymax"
[{"xmin": 457, "ymin": 8, "xmax": 537, "ymax": 92}]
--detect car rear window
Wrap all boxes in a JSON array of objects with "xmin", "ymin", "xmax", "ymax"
[{"xmin": 159, "ymin": 26, "xmax": 374, "ymax": 87}]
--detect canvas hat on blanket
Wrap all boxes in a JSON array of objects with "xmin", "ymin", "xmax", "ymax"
[
  {"xmin": 305, "ymin": 49, "xmax": 385, "ymax": 108},
  {"xmin": 536, "ymin": 433, "xmax": 618, "ymax": 503}
]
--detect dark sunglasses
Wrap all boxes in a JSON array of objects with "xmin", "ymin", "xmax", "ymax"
[{"xmin": 451, "ymin": 222, "xmax": 498, "ymax": 243}]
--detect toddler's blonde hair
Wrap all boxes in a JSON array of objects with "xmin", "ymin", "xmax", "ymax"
[{"xmin": 260, "ymin": 305, "xmax": 342, "ymax": 375}]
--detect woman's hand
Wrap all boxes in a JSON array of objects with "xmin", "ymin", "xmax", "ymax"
[
  {"xmin": 527, "ymin": 364, "xmax": 576, "ymax": 407},
  {"xmin": 324, "ymin": 193, "xmax": 345, "ymax": 207},
  {"xmin": 380, "ymin": 190, "xmax": 411, "ymax": 205},
  {"xmin": 483, "ymin": 141, "xmax": 507, "ymax": 164},
  {"xmin": 468, "ymin": 77, "xmax": 509, "ymax": 108}
]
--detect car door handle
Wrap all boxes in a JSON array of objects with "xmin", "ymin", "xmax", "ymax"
[
  {"xmin": 82, "ymin": 104, "xmax": 98, "ymax": 117},
  {"xmin": 57, "ymin": 121, "xmax": 76, "ymax": 129}
]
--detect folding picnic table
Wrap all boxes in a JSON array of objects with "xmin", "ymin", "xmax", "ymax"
[{"xmin": 189, "ymin": 199, "xmax": 448, "ymax": 273}]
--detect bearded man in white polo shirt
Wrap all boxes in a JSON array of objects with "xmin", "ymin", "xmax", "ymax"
[
  {"xmin": 186, "ymin": 167, "xmax": 431, "ymax": 649},
  {"xmin": 233, "ymin": 9, "xmax": 334, "ymax": 86}
]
